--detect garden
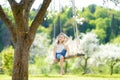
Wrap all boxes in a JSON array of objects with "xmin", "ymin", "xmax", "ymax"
[{"xmin": 0, "ymin": 0, "xmax": 120, "ymax": 80}]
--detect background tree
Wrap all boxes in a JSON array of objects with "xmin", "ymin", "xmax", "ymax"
[
  {"xmin": 111, "ymin": 35, "xmax": 120, "ymax": 43},
  {"xmin": 94, "ymin": 44, "xmax": 120, "ymax": 75},
  {"xmin": 30, "ymin": 32, "xmax": 50, "ymax": 63},
  {"xmin": 74, "ymin": 32, "xmax": 99, "ymax": 74},
  {"xmin": 0, "ymin": 0, "xmax": 51, "ymax": 80},
  {"xmin": 88, "ymin": 4, "xmax": 96, "ymax": 13},
  {"xmin": 0, "ymin": 23, "xmax": 11, "ymax": 51}
]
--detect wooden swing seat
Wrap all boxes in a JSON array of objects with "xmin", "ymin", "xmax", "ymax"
[
  {"xmin": 64, "ymin": 53, "xmax": 85, "ymax": 59},
  {"xmin": 53, "ymin": 53, "xmax": 85, "ymax": 64}
]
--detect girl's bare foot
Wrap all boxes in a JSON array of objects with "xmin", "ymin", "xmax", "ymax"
[{"xmin": 61, "ymin": 69, "xmax": 65, "ymax": 75}]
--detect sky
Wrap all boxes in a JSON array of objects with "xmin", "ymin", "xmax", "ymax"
[{"xmin": 0, "ymin": 0, "xmax": 119, "ymax": 10}]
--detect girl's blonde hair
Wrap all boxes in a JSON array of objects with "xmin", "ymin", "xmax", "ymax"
[{"xmin": 57, "ymin": 32, "xmax": 69, "ymax": 44}]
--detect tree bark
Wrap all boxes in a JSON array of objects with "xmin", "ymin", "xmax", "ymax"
[
  {"xmin": 12, "ymin": 39, "xmax": 29, "ymax": 80},
  {"xmin": 0, "ymin": 0, "xmax": 51, "ymax": 80}
]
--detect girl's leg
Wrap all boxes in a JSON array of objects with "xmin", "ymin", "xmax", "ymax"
[{"xmin": 60, "ymin": 56, "xmax": 64, "ymax": 75}]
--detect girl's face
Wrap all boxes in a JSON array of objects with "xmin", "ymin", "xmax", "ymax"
[{"xmin": 58, "ymin": 34, "xmax": 65, "ymax": 43}]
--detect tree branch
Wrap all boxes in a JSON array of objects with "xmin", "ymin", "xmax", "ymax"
[
  {"xmin": 28, "ymin": 0, "xmax": 51, "ymax": 39},
  {"xmin": 20, "ymin": 0, "xmax": 35, "ymax": 8},
  {"xmin": 7, "ymin": 0, "xmax": 19, "ymax": 23},
  {"xmin": 25, "ymin": 0, "xmax": 35, "ymax": 14},
  {"xmin": 8, "ymin": 0, "xmax": 17, "ymax": 8},
  {"xmin": 0, "ymin": 5, "xmax": 16, "ymax": 44},
  {"xmin": 8, "ymin": 0, "xmax": 35, "ymax": 33},
  {"xmin": 23, "ymin": 0, "xmax": 35, "ymax": 30}
]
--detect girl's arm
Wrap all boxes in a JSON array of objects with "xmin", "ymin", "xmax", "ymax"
[{"xmin": 65, "ymin": 45, "xmax": 70, "ymax": 56}]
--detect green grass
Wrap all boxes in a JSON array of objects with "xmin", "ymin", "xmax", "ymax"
[
  {"xmin": 0, "ymin": 74, "xmax": 120, "ymax": 80},
  {"xmin": 0, "ymin": 74, "xmax": 11, "ymax": 80},
  {"xmin": 77, "ymin": 74, "xmax": 120, "ymax": 78}
]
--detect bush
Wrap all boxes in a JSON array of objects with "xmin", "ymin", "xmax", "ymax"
[
  {"xmin": 114, "ymin": 64, "xmax": 120, "ymax": 74},
  {"xmin": 1, "ymin": 46, "xmax": 14, "ymax": 75},
  {"xmin": 29, "ymin": 55, "xmax": 50, "ymax": 76}
]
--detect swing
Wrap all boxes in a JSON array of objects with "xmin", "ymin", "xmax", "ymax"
[
  {"xmin": 62, "ymin": 53, "xmax": 84, "ymax": 59},
  {"xmin": 52, "ymin": 0, "xmax": 84, "ymax": 62}
]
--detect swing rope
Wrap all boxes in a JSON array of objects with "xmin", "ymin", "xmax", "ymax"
[
  {"xmin": 53, "ymin": 0, "xmax": 56, "ymax": 40},
  {"xmin": 53, "ymin": 0, "xmax": 62, "ymax": 41},
  {"xmin": 72, "ymin": 0, "xmax": 79, "ymax": 39},
  {"xmin": 59, "ymin": 0, "xmax": 62, "ymax": 32},
  {"xmin": 52, "ymin": 0, "xmax": 84, "ymax": 62},
  {"xmin": 53, "ymin": 0, "xmax": 80, "ymax": 40}
]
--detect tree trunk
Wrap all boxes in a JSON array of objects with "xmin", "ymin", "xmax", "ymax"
[
  {"xmin": 110, "ymin": 60, "xmax": 116, "ymax": 75},
  {"xmin": 65, "ymin": 61, "xmax": 68, "ymax": 73},
  {"xmin": 83, "ymin": 58, "xmax": 88, "ymax": 74},
  {"xmin": 110, "ymin": 65, "xmax": 113, "ymax": 75},
  {"xmin": 12, "ymin": 33, "xmax": 31, "ymax": 80},
  {"xmin": 0, "ymin": 0, "xmax": 51, "ymax": 80}
]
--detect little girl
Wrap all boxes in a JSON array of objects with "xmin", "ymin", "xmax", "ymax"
[{"xmin": 53, "ymin": 32, "xmax": 70, "ymax": 75}]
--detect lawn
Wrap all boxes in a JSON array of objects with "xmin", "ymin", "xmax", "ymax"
[{"xmin": 0, "ymin": 74, "xmax": 120, "ymax": 80}]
